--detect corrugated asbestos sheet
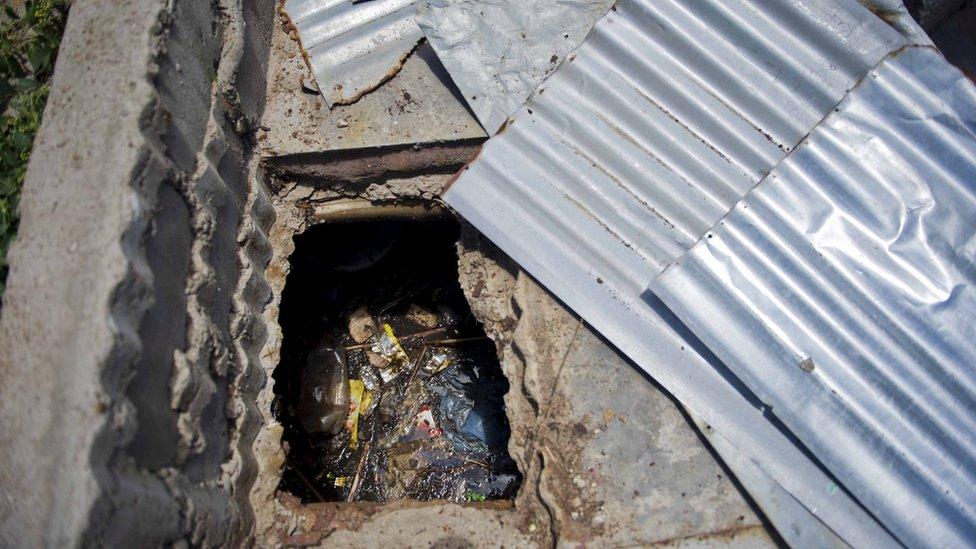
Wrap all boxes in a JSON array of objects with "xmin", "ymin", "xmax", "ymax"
[
  {"xmin": 652, "ymin": 46, "xmax": 976, "ymax": 548},
  {"xmin": 283, "ymin": 0, "xmax": 423, "ymax": 106},
  {"xmin": 442, "ymin": 0, "xmax": 976, "ymax": 546}
]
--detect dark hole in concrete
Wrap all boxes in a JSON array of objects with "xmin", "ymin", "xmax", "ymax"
[{"xmin": 273, "ymin": 215, "xmax": 521, "ymax": 503}]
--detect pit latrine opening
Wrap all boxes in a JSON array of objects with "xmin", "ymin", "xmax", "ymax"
[{"xmin": 273, "ymin": 213, "xmax": 521, "ymax": 503}]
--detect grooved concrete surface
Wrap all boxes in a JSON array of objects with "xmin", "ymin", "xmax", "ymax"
[
  {"xmin": 0, "ymin": 0, "xmax": 170, "ymax": 544},
  {"xmin": 0, "ymin": 0, "xmax": 276, "ymax": 545}
]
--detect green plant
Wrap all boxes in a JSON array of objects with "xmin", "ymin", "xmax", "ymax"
[
  {"xmin": 0, "ymin": 0, "xmax": 69, "ymax": 299},
  {"xmin": 464, "ymin": 490, "xmax": 486, "ymax": 502}
]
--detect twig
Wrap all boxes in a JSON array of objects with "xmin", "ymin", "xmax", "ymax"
[
  {"xmin": 431, "ymin": 336, "xmax": 490, "ymax": 346},
  {"xmin": 397, "ymin": 460, "xmax": 498, "ymax": 473},
  {"xmin": 344, "ymin": 327, "xmax": 447, "ymax": 351},
  {"xmin": 405, "ymin": 345, "xmax": 429, "ymax": 387},
  {"xmin": 461, "ymin": 457, "xmax": 500, "ymax": 471},
  {"xmin": 376, "ymin": 285, "xmax": 432, "ymax": 315},
  {"xmin": 346, "ymin": 440, "xmax": 371, "ymax": 501},
  {"xmin": 282, "ymin": 453, "xmax": 326, "ymax": 503}
]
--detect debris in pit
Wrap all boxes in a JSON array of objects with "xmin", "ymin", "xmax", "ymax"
[
  {"xmin": 274, "ymin": 218, "xmax": 521, "ymax": 503},
  {"xmin": 346, "ymin": 379, "xmax": 373, "ymax": 449},
  {"xmin": 292, "ymin": 344, "xmax": 351, "ymax": 437},
  {"xmin": 371, "ymin": 323, "xmax": 411, "ymax": 383}
]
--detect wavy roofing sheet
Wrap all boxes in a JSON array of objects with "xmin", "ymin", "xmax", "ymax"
[
  {"xmin": 283, "ymin": 0, "xmax": 423, "ymax": 106},
  {"xmin": 441, "ymin": 0, "xmax": 972, "ymax": 546},
  {"xmin": 449, "ymin": 0, "xmax": 906, "ymax": 278},
  {"xmin": 417, "ymin": 0, "xmax": 616, "ymax": 133},
  {"xmin": 652, "ymin": 46, "xmax": 976, "ymax": 547}
]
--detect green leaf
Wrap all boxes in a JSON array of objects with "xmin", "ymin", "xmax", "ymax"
[
  {"xmin": 14, "ymin": 77, "xmax": 38, "ymax": 91},
  {"xmin": 0, "ymin": 0, "xmax": 68, "ymax": 302},
  {"xmin": 464, "ymin": 491, "xmax": 486, "ymax": 502},
  {"xmin": 0, "ymin": 55, "xmax": 24, "ymax": 78},
  {"xmin": 0, "ymin": 78, "xmax": 14, "ymax": 103},
  {"xmin": 28, "ymin": 42, "xmax": 50, "ymax": 72},
  {"xmin": 11, "ymin": 131, "xmax": 30, "ymax": 152}
]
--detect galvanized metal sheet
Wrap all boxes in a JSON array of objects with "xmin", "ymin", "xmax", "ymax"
[
  {"xmin": 416, "ymin": 0, "xmax": 615, "ymax": 134},
  {"xmin": 857, "ymin": 0, "xmax": 934, "ymax": 45},
  {"xmin": 283, "ymin": 0, "xmax": 424, "ymax": 107},
  {"xmin": 652, "ymin": 46, "xmax": 976, "ymax": 548},
  {"xmin": 444, "ymin": 0, "xmax": 913, "ymax": 545},
  {"xmin": 449, "ymin": 0, "xmax": 906, "ymax": 276},
  {"xmin": 688, "ymin": 412, "xmax": 849, "ymax": 549}
]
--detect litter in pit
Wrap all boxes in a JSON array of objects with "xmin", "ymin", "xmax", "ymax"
[{"xmin": 273, "ymin": 216, "xmax": 521, "ymax": 503}]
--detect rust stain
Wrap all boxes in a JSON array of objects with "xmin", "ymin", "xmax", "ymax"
[
  {"xmin": 330, "ymin": 39, "xmax": 426, "ymax": 108},
  {"xmin": 858, "ymin": 0, "xmax": 902, "ymax": 26},
  {"xmin": 266, "ymin": 138, "xmax": 486, "ymax": 186},
  {"xmin": 278, "ymin": 1, "xmax": 314, "ymax": 78},
  {"xmin": 278, "ymin": 1, "xmax": 423, "ymax": 108},
  {"xmin": 440, "ymin": 142, "xmax": 488, "ymax": 196}
]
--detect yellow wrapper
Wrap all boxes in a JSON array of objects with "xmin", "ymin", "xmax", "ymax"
[
  {"xmin": 383, "ymin": 323, "xmax": 409, "ymax": 362},
  {"xmin": 346, "ymin": 379, "xmax": 373, "ymax": 449}
]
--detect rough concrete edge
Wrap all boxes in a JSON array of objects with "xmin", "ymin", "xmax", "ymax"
[
  {"xmin": 159, "ymin": 0, "xmax": 250, "ymax": 544},
  {"xmin": 245, "ymin": 177, "xmax": 487, "ymax": 544},
  {"xmin": 152, "ymin": 0, "xmax": 277, "ymax": 544},
  {"xmin": 455, "ymin": 224, "xmax": 561, "ymax": 547},
  {"xmin": 0, "ymin": 0, "xmax": 277, "ymax": 544},
  {"xmin": 246, "ymin": 115, "xmax": 484, "ymax": 545},
  {"xmin": 86, "ymin": 0, "xmax": 244, "ymax": 544},
  {"xmin": 0, "ymin": 0, "xmax": 177, "ymax": 545},
  {"xmin": 225, "ymin": 162, "xmax": 275, "ymax": 545},
  {"xmin": 248, "ymin": 182, "xmax": 307, "ymax": 545},
  {"xmin": 224, "ymin": 2, "xmax": 279, "ymax": 544}
]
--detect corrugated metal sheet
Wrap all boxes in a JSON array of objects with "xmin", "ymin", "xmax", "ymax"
[
  {"xmin": 449, "ymin": 0, "xmax": 906, "ymax": 282},
  {"xmin": 283, "ymin": 0, "xmax": 423, "ymax": 106},
  {"xmin": 416, "ymin": 0, "xmax": 615, "ymax": 133},
  {"xmin": 652, "ymin": 46, "xmax": 976, "ymax": 548},
  {"xmin": 442, "ymin": 0, "xmax": 967, "ymax": 546},
  {"xmin": 688, "ymin": 412, "xmax": 848, "ymax": 549},
  {"xmin": 857, "ymin": 0, "xmax": 934, "ymax": 45}
]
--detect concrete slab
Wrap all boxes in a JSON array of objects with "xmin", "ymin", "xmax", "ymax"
[{"xmin": 259, "ymin": 14, "xmax": 485, "ymax": 158}]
